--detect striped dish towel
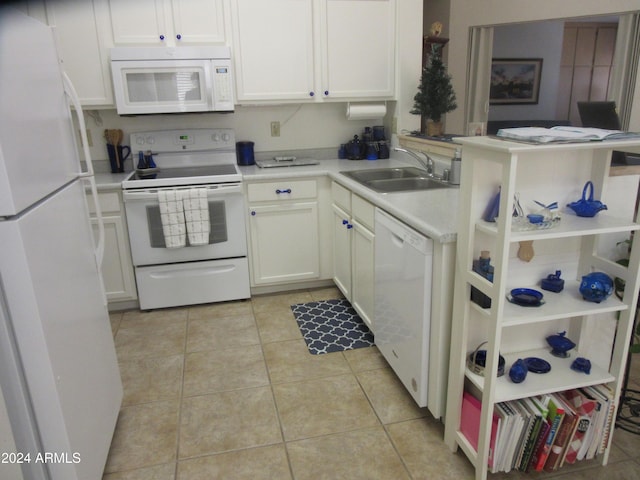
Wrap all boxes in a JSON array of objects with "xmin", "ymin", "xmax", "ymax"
[
  {"xmin": 158, "ymin": 190, "xmax": 186, "ymax": 248},
  {"xmin": 183, "ymin": 188, "xmax": 210, "ymax": 246}
]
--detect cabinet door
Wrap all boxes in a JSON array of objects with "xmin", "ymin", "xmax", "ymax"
[
  {"xmin": 107, "ymin": 0, "xmax": 169, "ymax": 45},
  {"xmin": 249, "ymin": 201, "xmax": 320, "ymax": 285},
  {"xmin": 45, "ymin": 0, "xmax": 114, "ymax": 105},
  {"xmin": 91, "ymin": 215, "xmax": 137, "ymax": 302},
  {"xmin": 332, "ymin": 203, "xmax": 352, "ymax": 299},
  {"xmin": 351, "ymin": 219, "xmax": 374, "ymax": 329},
  {"xmin": 169, "ymin": 0, "xmax": 226, "ymax": 44},
  {"xmin": 231, "ymin": 0, "xmax": 316, "ymax": 102},
  {"xmin": 321, "ymin": 0, "xmax": 395, "ymax": 99}
]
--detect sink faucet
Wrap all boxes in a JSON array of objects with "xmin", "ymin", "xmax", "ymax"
[{"xmin": 393, "ymin": 147, "xmax": 434, "ymax": 175}]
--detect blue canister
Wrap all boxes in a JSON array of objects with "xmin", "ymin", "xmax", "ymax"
[{"xmin": 236, "ymin": 141, "xmax": 255, "ymax": 166}]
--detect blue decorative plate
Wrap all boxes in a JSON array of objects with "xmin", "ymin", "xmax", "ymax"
[
  {"xmin": 523, "ymin": 357, "xmax": 551, "ymax": 374},
  {"xmin": 508, "ymin": 288, "xmax": 544, "ymax": 307}
]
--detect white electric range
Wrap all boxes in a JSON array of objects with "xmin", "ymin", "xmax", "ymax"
[{"xmin": 122, "ymin": 128, "xmax": 250, "ymax": 310}]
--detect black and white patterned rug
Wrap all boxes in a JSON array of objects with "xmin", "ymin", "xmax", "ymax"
[{"xmin": 291, "ymin": 299, "xmax": 375, "ymax": 355}]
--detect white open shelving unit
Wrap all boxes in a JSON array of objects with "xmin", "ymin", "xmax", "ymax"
[{"xmin": 443, "ymin": 136, "xmax": 640, "ymax": 480}]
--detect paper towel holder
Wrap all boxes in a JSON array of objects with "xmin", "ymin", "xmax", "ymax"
[{"xmin": 346, "ymin": 101, "xmax": 387, "ymax": 121}]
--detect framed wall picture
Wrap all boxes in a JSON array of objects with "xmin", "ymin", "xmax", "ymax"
[{"xmin": 490, "ymin": 58, "xmax": 543, "ymax": 105}]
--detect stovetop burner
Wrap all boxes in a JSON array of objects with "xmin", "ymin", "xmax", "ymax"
[
  {"xmin": 121, "ymin": 129, "xmax": 241, "ymax": 189},
  {"xmin": 131, "ymin": 164, "xmax": 238, "ymax": 181}
]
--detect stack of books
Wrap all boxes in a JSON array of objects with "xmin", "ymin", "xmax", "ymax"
[
  {"xmin": 460, "ymin": 385, "xmax": 616, "ymax": 473},
  {"xmin": 495, "ymin": 126, "xmax": 640, "ymax": 144}
]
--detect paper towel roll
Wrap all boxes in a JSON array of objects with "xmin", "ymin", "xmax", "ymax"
[{"xmin": 346, "ymin": 102, "xmax": 387, "ymax": 121}]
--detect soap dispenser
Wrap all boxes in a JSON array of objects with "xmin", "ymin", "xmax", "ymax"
[{"xmin": 450, "ymin": 148, "xmax": 462, "ymax": 185}]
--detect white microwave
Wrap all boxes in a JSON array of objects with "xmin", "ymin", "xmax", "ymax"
[{"xmin": 110, "ymin": 46, "xmax": 234, "ymax": 115}]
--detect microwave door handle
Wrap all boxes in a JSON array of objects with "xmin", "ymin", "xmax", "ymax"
[
  {"xmin": 205, "ymin": 61, "xmax": 215, "ymax": 109},
  {"xmin": 63, "ymin": 72, "xmax": 106, "ymax": 272}
]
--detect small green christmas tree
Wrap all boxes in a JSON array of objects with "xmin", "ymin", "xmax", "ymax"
[{"xmin": 411, "ymin": 50, "xmax": 457, "ymax": 124}]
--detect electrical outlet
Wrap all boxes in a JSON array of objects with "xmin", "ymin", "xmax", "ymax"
[{"xmin": 270, "ymin": 121, "xmax": 280, "ymax": 137}]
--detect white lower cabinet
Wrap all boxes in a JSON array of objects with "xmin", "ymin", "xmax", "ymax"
[
  {"xmin": 87, "ymin": 190, "xmax": 137, "ymax": 304},
  {"xmin": 247, "ymin": 177, "xmax": 332, "ymax": 287},
  {"xmin": 331, "ymin": 181, "xmax": 375, "ymax": 329}
]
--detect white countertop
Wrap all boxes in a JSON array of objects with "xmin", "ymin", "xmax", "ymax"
[
  {"xmin": 94, "ymin": 158, "xmax": 459, "ymax": 243},
  {"xmin": 239, "ymin": 158, "xmax": 459, "ymax": 243}
]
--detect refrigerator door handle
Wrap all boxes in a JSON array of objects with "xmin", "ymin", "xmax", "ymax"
[{"xmin": 62, "ymin": 72, "xmax": 105, "ymax": 271}]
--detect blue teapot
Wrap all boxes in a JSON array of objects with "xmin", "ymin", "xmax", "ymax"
[{"xmin": 579, "ymin": 271, "xmax": 613, "ymax": 303}]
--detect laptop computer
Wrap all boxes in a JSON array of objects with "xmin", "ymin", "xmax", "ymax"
[{"xmin": 577, "ymin": 101, "xmax": 640, "ymax": 165}]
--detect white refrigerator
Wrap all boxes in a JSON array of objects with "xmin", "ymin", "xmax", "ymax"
[{"xmin": 0, "ymin": 8, "xmax": 122, "ymax": 480}]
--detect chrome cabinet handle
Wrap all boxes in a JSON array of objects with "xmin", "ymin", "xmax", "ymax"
[{"xmin": 275, "ymin": 188, "xmax": 292, "ymax": 194}]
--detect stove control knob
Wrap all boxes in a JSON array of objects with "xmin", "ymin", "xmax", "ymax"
[
  {"xmin": 135, "ymin": 137, "xmax": 145, "ymax": 146},
  {"xmin": 145, "ymin": 136, "xmax": 155, "ymax": 145},
  {"xmin": 212, "ymin": 133, "xmax": 220, "ymax": 142},
  {"xmin": 222, "ymin": 133, "xmax": 231, "ymax": 142}
]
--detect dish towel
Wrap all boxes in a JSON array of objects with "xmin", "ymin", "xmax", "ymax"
[
  {"xmin": 158, "ymin": 190, "xmax": 186, "ymax": 248},
  {"xmin": 183, "ymin": 188, "xmax": 210, "ymax": 246}
]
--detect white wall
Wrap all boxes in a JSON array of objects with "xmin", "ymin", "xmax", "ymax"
[
  {"xmin": 445, "ymin": 0, "xmax": 640, "ymax": 134},
  {"xmin": 489, "ymin": 21, "xmax": 565, "ymax": 121}
]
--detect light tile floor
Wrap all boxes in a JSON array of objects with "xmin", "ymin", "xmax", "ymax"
[{"xmin": 103, "ymin": 287, "xmax": 640, "ymax": 479}]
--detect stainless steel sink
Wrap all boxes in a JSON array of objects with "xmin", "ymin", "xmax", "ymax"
[{"xmin": 340, "ymin": 167, "xmax": 453, "ymax": 193}]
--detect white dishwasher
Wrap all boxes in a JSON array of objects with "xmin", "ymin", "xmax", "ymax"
[{"xmin": 374, "ymin": 209, "xmax": 433, "ymax": 407}]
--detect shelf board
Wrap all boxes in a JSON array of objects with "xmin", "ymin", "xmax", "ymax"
[
  {"xmin": 465, "ymin": 347, "xmax": 615, "ymax": 403},
  {"xmin": 468, "ymin": 280, "xmax": 627, "ymax": 326},
  {"xmin": 476, "ymin": 214, "xmax": 639, "ymax": 242},
  {"xmin": 502, "ymin": 281, "xmax": 626, "ymax": 326}
]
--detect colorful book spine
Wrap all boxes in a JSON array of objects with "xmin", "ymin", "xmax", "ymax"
[
  {"xmin": 544, "ymin": 394, "xmax": 577, "ymax": 472},
  {"xmin": 534, "ymin": 396, "xmax": 565, "ymax": 471},
  {"xmin": 560, "ymin": 389, "xmax": 597, "ymax": 465}
]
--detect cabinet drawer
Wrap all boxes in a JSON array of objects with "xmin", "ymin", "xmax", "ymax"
[
  {"xmin": 87, "ymin": 191, "xmax": 121, "ymax": 215},
  {"xmin": 331, "ymin": 181, "xmax": 351, "ymax": 213},
  {"xmin": 248, "ymin": 179, "xmax": 317, "ymax": 202},
  {"xmin": 352, "ymin": 195, "xmax": 375, "ymax": 231}
]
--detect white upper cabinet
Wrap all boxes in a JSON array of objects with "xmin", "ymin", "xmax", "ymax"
[
  {"xmin": 231, "ymin": 0, "xmax": 395, "ymax": 103},
  {"xmin": 321, "ymin": 0, "xmax": 395, "ymax": 99},
  {"xmin": 44, "ymin": 0, "xmax": 114, "ymax": 106},
  {"xmin": 107, "ymin": 0, "xmax": 226, "ymax": 46},
  {"xmin": 231, "ymin": 0, "xmax": 316, "ymax": 102}
]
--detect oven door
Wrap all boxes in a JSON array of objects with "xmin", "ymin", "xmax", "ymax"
[{"xmin": 123, "ymin": 183, "xmax": 247, "ymax": 266}]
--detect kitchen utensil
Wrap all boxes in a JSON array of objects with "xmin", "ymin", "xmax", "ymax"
[
  {"xmin": 508, "ymin": 288, "xmax": 544, "ymax": 306},
  {"xmin": 106, "ymin": 144, "xmax": 131, "ymax": 173},
  {"xmin": 347, "ymin": 135, "xmax": 365, "ymax": 160},
  {"xmin": 546, "ymin": 331, "xmax": 576, "ymax": 358},
  {"xmin": 523, "ymin": 357, "xmax": 551, "ymax": 373},
  {"xmin": 571, "ymin": 357, "xmax": 591, "ymax": 374},
  {"xmin": 567, "ymin": 181, "xmax": 608, "ymax": 217},
  {"xmin": 541, "ymin": 270, "xmax": 564, "ymax": 292},
  {"xmin": 482, "ymin": 187, "xmax": 500, "ymax": 222},
  {"xmin": 235, "ymin": 141, "xmax": 255, "ymax": 166},
  {"xmin": 509, "ymin": 358, "xmax": 528, "ymax": 383},
  {"xmin": 467, "ymin": 342, "xmax": 505, "ymax": 377}
]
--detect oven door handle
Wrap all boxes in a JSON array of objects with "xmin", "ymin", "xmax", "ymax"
[{"xmin": 122, "ymin": 183, "xmax": 242, "ymax": 201}]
